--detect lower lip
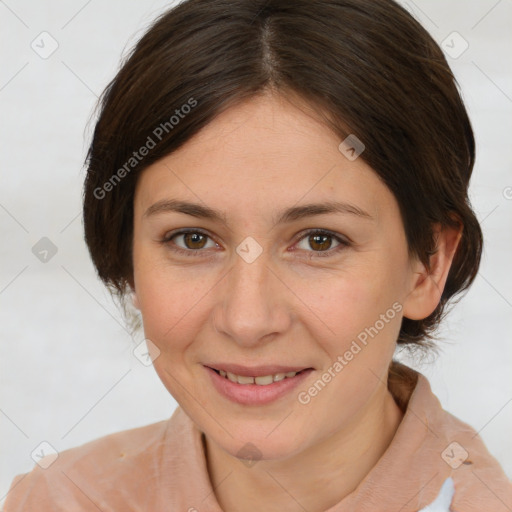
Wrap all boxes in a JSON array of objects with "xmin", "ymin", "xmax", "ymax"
[{"xmin": 205, "ymin": 366, "xmax": 314, "ymax": 406}]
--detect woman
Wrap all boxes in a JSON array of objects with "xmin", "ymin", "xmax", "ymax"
[{"xmin": 4, "ymin": 0, "xmax": 511, "ymax": 510}]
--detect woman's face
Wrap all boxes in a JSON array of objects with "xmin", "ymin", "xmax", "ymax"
[{"xmin": 132, "ymin": 92, "xmax": 418, "ymax": 460}]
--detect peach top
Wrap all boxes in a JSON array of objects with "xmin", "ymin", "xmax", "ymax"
[{"xmin": 3, "ymin": 364, "xmax": 512, "ymax": 511}]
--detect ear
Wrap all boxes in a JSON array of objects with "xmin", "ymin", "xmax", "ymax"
[
  {"xmin": 131, "ymin": 291, "xmax": 140, "ymax": 310},
  {"xmin": 402, "ymin": 222, "xmax": 462, "ymax": 320}
]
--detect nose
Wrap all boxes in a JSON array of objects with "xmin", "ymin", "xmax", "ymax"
[{"xmin": 212, "ymin": 249, "xmax": 292, "ymax": 348}]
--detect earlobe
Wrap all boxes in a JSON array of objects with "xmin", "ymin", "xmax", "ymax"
[{"xmin": 402, "ymin": 223, "xmax": 462, "ymax": 321}]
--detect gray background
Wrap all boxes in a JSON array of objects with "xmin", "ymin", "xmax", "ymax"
[{"xmin": 1, "ymin": 0, "xmax": 511, "ymax": 504}]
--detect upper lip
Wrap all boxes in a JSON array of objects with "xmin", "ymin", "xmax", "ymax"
[{"xmin": 205, "ymin": 363, "xmax": 312, "ymax": 377}]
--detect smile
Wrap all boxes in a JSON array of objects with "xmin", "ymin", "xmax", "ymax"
[
  {"xmin": 204, "ymin": 365, "xmax": 314, "ymax": 406},
  {"xmin": 214, "ymin": 369, "xmax": 303, "ymax": 386}
]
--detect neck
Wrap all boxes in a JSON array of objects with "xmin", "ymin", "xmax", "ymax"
[{"xmin": 205, "ymin": 382, "xmax": 404, "ymax": 512}]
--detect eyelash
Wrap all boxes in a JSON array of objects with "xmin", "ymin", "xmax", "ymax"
[{"xmin": 160, "ymin": 228, "xmax": 350, "ymax": 259}]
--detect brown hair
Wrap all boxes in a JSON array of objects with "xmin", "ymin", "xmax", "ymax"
[{"xmin": 83, "ymin": 0, "xmax": 482, "ymax": 351}]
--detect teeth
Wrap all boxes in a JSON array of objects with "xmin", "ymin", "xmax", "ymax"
[
  {"xmin": 216, "ymin": 369, "xmax": 299, "ymax": 385},
  {"xmin": 237, "ymin": 375, "xmax": 255, "ymax": 385},
  {"xmin": 254, "ymin": 375, "xmax": 273, "ymax": 385}
]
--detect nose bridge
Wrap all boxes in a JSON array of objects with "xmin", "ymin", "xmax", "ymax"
[{"xmin": 213, "ymin": 247, "xmax": 290, "ymax": 346}]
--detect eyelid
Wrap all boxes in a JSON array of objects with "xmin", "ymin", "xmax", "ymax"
[
  {"xmin": 292, "ymin": 228, "xmax": 351, "ymax": 246},
  {"xmin": 290, "ymin": 229, "xmax": 350, "ymax": 258},
  {"xmin": 161, "ymin": 227, "xmax": 350, "ymax": 258},
  {"xmin": 161, "ymin": 228, "xmax": 220, "ymax": 253},
  {"xmin": 162, "ymin": 227, "xmax": 212, "ymax": 243}
]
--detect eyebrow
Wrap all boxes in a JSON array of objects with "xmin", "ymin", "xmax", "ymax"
[{"xmin": 143, "ymin": 199, "xmax": 373, "ymax": 226}]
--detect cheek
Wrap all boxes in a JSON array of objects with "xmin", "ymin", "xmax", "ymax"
[
  {"xmin": 138, "ymin": 277, "xmax": 204, "ymax": 348},
  {"xmin": 298, "ymin": 263, "xmax": 403, "ymax": 345},
  {"xmin": 135, "ymin": 266, "xmax": 213, "ymax": 405},
  {"xmin": 292, "ymin": 272, "xmax": 403, "ymax": 433},
  {"xmin": 133, "ymin": 252, "xmax": 205, "ymax": 351}
]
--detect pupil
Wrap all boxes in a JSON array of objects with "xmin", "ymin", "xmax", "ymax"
[
  {"xmin": 186, "ymin": 233, "xmax": 206, "ymax": 249},
  {"xmin": 311, "ymin": 234, "xmax": 330, "ymax": 251}
]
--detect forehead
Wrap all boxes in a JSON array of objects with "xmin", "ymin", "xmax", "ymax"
[{"xmin": 134, "ymin": 93, "xmax": 396, "ymax": 224}]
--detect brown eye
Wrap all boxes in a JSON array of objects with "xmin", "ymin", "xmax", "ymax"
[
  {"xmin": 308, "ymin": 233, "xmax": 333, "ymax": 251},
  {"xmin": 295, "ymin": 230, "xmax": 349, "ymax": 257},
  {"xmin": 182, "ymin": 232, "xmax": 208, "ymax": 250},
  {"xmin": 163, "ymin": 229, "xmax": 217, "ymax": 256}
]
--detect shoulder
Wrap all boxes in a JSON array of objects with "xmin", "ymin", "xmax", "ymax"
[
  {"xmin": 437, "ymin": 408, "xmax": 512, "ymax": 512},
  {"xmin": 393, "ymin": 364, "xmax": 512, "ymax": 511},
  {"xmin": 3, "ymin": 413, "xmax": 180, "ymax": 511}
]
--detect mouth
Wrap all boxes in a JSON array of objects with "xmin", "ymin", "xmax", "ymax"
[
  {"xmin": 208, "ymin": 367, "xmax": 311, "ymax": 385},
  {"xmin": 204, "ymin": 364, "xmax": 314, "ymax": 406}
]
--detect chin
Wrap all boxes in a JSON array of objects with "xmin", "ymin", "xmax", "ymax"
[
  {"xmin": 206, "ymin": 418, "xmax": 314, "ymax": 463},
  {"xmin": 225, "ymin": 436, "xmax": 303, "ymax": 464}
]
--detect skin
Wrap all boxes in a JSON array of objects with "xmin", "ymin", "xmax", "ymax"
[{"xmin": 131, "ymin": 91, "xmax": 461, "ymax": 511}]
